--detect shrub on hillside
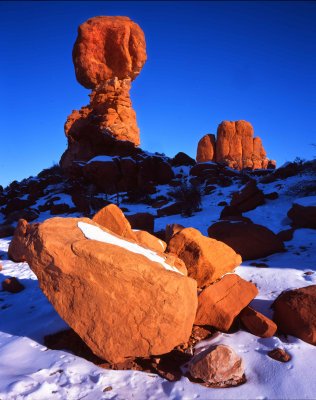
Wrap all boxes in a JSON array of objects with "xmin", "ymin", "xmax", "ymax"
[{"xmin": 170, "ymin": 181, "xmax": 202, "ymax": 217}]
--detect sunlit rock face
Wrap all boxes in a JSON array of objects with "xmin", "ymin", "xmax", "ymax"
[
  {"xmin": 60, "ymin": 16, "xmax": 147, "ymax": 168},
  {"xmin": 196, "ymin": 120, "xmax": 275, "ymax": 170}
]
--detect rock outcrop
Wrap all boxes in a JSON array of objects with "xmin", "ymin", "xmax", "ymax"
[
  {"xmin": 60, "ymin": 16, "xmax": 147, "ymax": 168},
  {"xmin": 196, "ymin": 120, "xmax": 275, "ymax": 170},
  {"xmin": 287, "ymin": 197, "xmax": 316, "ymax": 229},
  {"xmin": 14, "ymin": 217, "xmax": 197, "ymax": 363}
]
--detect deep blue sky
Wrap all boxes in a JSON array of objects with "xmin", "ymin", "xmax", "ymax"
[{"xmin": 1, "ymin": 1, "xmax": 316, "ymax": 187}]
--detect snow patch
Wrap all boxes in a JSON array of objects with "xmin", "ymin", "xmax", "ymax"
[{"xmin": 77, "ymin": 221, "xmax": 182, "ymax": 275}]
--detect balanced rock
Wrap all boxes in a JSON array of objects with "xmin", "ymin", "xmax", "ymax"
[
  {"xmin": 92, "ymin": 203, "xmax": 136, "ymax": 241},
  {"xmin": 240, "ymin": 306, "xmax": 277, "ymax": 338},
  {"xmin": 273, "ymin": 285, "xmax": 316, "ymax": 345},
  {"xmin": 60, "ymin": 16, "xmax": 147, "ymax": 168},
  {"xmin": 195, "ymin": 274, "xmax": 258, "ymax": 330},
  {"xmin": 167, "ymin": 228, "xmax": 241, "ymax": 288},
  {"xmin": 188, "ymin": 344, "xmax": 245, "ymax": 388},
  {"xmin": 18, "ymin": 217, "xmax": 197, "ymax": 363},
  {"xmin": 207, "ymin": 221, "xmax": 285, "ymax": 260}
]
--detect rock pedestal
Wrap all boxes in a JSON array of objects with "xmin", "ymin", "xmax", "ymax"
[{"xmin": 60, "ymin": 16, "xmax": 147, "ymax": 168}]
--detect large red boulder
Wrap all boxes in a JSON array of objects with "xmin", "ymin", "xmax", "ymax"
[
  {"xmin": 207, "ymin": 220, "xmax": 285, "ymax": 260},
  {"xmin": 195, "ymin": 274, "xmax": 258, "ymax": 330},
  {"xmin": 230, "ymin": 180, "xmax": 265, "ymax": 213},
  {"xmin": 167, "ymin": 228, "xmax": 241, "ymax": 288},
  {"xmin": 73, "ymin": 16, "xmax": 146, "ymax": 88},
  {"xmin": 8, "ymin": 219, "xmax": 39, "ymax": 262},
  {"xmin": 19, "ymin": 217, "xmax": 198, "ymax": 363},
  {"xmin": 273, "ymin": 285, "xmax": 316, "ymax": 345}
]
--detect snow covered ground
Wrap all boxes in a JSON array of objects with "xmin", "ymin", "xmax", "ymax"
[{"xmin": 0, "ymin": 169, "xmax": 316, "ymax": 399}]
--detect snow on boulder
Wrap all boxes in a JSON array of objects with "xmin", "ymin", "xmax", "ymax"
[
  {"xmin": 273, "ymin": 285, "xmax": 316, "ymax": 345},
  {"xmin": 19, "ymin": 217, "xmax": 198, "ymax": 363},
  {"xmin": 188, "ymin": 344, "xmax": 245, "ymax": 388},
  {"xmin": 287, "ymin": 196, "xmax": 316, "ymax": 229},
  {"xmin": 207, "ymin": 221, "xmax": 285, "ymax": 260},
  {"xmin": 167, "ymin": 227, "xmax": 241, "ymax": 288},
  {"xmin": 194, "ymin": 274, "xmax": 258, "ymax": 331}
]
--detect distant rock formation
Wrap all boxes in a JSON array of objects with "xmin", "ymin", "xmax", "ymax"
[
  {"xmin": 60, "ymin": 16, "xmax": 147, "ymax": 168},
  {"xmin": 196, "ymin": 120, "xmax": 276, "ymax": 170}
]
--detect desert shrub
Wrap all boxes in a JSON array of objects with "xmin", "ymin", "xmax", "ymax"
[{"xmin": 170, "ymin": 181, "xmax": 202, "ymax": 217}]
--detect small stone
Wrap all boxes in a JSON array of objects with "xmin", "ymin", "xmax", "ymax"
[
  {"xmin": 2, "ymin": 277, "xmax": 25, "ymax": 293},
  {"xmin": 268, "ymin": 348, "xmax": 291, "ymax": 363}
]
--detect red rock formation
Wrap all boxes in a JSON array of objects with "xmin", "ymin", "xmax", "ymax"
[
  {"xmin": 196, "ymin": 134, "xmax": 216, "ymax": 163},
  {"xmin": 196, "ymin": 121, "xmax": 274, "ymax": 170},
  {"xmin": 60, "ymin": 16, "xmax": 147, "ymax": 168}
]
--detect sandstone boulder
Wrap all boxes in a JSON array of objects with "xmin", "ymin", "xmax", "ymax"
[
  {"xmin": 194, "ymin": 274, "xmax": 258, "ymax": 330},
  {"xmin": 20, "ymin": 217, "xmax": 198, "ymax": 363},
  {"xmin": 126, "ymin": 212, "xmax": 155, "ymax": 233},
  {"xmin": 230, "ymin": 180, "xmax": 265, "ymax": 212},
  {"xmin": 171, "ymin": 152, "xmax": 196, "ymax": 167},
  {"xmin": 287, "ymin": 197, "xmax": 316, "ymax": 229},
  {"xmin": 188, "ymin": 344, "xmax": 245, "ymax": 388},
  {"xmin": 240, "ymin": 306, "xmax": 277, "ymax": 338},
  {"xmin": 207, "ymin": 221, "xmax": 285, "ymax": 260},
  {"xmin": 268, "ymin": 348, "xmax": 291, "ymax": 363},
  {"xmin": 73, "ymin": 16, "xmax": 146, "ymax": 88},
  {"xmin": 196, "ymin": 134, "xmax": 216, "ymax": 163},
  {"xmin": 92, "ymin": 203, "xmax": 136, "ymax": 241},
  {"xmin": 167, "ymin": 228, "xmax": 242, "ymax": 288},
  {"xmin": 273, "ymin": 285, "xmax": 316, "ymax": 345}
]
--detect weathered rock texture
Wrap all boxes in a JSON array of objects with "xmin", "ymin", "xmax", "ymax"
[
  {"xmin": 196, "ymin": 121, "xmax": 275, "ymax": 170},
  {"xmin": 61, "ymin": 16, "xmax": 147, "ymax": 168},
  {"xmin": 12, "ymin": 217, "xmax": 198, "ymax": 363}
]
